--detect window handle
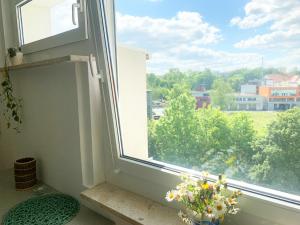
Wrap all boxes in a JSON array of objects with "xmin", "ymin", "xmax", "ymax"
[
  {"xmin": 72, "ymin": 3, "xmax": 80, "ymax": 25},
  {"xmin": 72, "ymin": 1, "xmax": 84, "ymax": 25}
]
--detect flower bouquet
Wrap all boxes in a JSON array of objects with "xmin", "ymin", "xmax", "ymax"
[{"xmin": 166, "ymin": 172, "xmax": 242, "ymax": 225}]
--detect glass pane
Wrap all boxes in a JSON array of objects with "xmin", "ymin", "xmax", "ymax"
[
  {"xmin": 115, "ymin": 0, "xmax": 300, "ymax": 196},
  {"xmin": 19, "ymin": 0, "xmax": 79, "ymax": 44}
]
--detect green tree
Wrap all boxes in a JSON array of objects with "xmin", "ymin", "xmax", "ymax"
[
  {"xmin": 147, "ymin": 69, "xmax": 191, "ymax": 100},
  {"xmin": 150, "ymin": 86, "xmax": 169, "ymax": 100},
  {"xmin": 162, "ymin": 69, "xmax": 188, "ymax": 89},
  {"xmin": 250, "ymin": 108, "xmax": 300, "ymax": 194},
  {"xmin": 210, "ymin": 78, "xmax": 234, "ymax": 110},
  {"xmin": 196, "ymin": 107, "xmax": 232, "ymax": 174},
  {"xmin": 147, "ymin": 73, "xmax": 161, "ymax": 88},
  {"xmin": 228, "ymin": 75, "xmax": 244, "ymax": 92},
  {"xmin": 197, "ymin": 107, "xmax": 232, "ymax": 155},
  {"xmin": 149, "ymin": 84, "xmax": 201, "ymax": 167},
  {"xmin": 148, "ymin": 119, "xmax": 158, "ymax": 159},
  {"xmin": 227, "ymin": 113, "xmax": 256, "ymax": 178},
  {"xmin": 226, "ymin": 67, "xmax": 281, "ymax": 92},
  {"xmin": 187, "ymin": 69, "xmax": 218, "ymax": 90},
  {"xmin": 149, "ymin": 85, "xmax": 235, "ymax": 172}
]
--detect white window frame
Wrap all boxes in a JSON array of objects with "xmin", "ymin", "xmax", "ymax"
[
  {"xmin": 11, "ymin": 0, "xmax": 88, "ymax": 54},
  {"xmin": 90, "ymin": 0, "xmax": 300, "ymax": 224}
]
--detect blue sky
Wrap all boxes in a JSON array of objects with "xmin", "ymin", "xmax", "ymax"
[{"xmin": 115, "ymin": 0, "xmax": 300, "ymax": 74}]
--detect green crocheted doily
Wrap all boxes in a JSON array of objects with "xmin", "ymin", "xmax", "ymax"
[{"xmin": 2, "ymin": 194, "xmax": 80, "ymax": 225}]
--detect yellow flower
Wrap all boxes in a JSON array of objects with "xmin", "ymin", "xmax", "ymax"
[{"xmin": 202, "ymin": 183, "xmax": 210, "ymax": 190}]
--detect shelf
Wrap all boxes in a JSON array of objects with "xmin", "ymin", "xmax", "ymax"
[{"xmin": 0, "ymin": 55, "xmax": 90, "ymax": 72}]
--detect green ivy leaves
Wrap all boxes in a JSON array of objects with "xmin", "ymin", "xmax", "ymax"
[{"xmin": 0, "ymin": 66, "xmax": 22, "ymax": 132}]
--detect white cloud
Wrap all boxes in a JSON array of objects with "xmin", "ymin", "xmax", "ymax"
[
  {"xmin": 148, "ymin": 45, "xmax": 262, "ymax": 74},
  {"xmin": 117, "ymin": 11, "xmax": 222, "ymax": 50},
  {"xmin": 116, "ymin": 11, "xmax": 263, "ymax": 74},
  {"xmin": 234, "ymin": 30, "xmax": 300, "ymax": 49},
  {"xmin": 230, "ymin": 0, "xmax": 300, "ymax": 29},
  {"xmin": 231, "ymin": 0, "xmax": 300, "ymax": 49},
  {"xmin": 265, "ymin": 48, "xmax": 300, "ymax": 70}
]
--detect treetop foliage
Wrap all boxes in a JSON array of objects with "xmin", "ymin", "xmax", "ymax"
[
  {"xmin": 147, "ymin": 67, "xmax": 283, "ymax": 100},
  {"xmin": 148, "ymin": 85, "xmax": 300, "ymax": 195}
]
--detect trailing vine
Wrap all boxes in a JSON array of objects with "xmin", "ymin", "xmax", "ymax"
[{"xmin": 0, "ymin": 56, "xmax": 23, "ymax": 132}]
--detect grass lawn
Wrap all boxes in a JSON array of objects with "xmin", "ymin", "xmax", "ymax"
[{"xmin": 229, "ymin": 111, "xmax": 278, "ymax": 136}]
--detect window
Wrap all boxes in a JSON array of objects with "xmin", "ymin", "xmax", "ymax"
[
  {"xmin": 114, "ymin": 0, "xmax": 300, "ymax": 200},
  {"xmin": 14, "ymin": 0, "xmax": 87, "ymax": 53}
]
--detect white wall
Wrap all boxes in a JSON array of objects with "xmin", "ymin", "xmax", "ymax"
[
  {"xmin": 118, "ymin": 45, "xmax": 148, "ymax": 160},
  {"xmin": 0, "ymin": 61, "xmax": 103, "ymax": 198},
  {"xmin": 0, "ymin": 0, "xmax": 106, "ymax": 197}
]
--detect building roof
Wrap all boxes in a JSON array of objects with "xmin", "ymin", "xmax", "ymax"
[{"xmin": 264, "ymin": 74, "xmax": 300, "ymax": 83}]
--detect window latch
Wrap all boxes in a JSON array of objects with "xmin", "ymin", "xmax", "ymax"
[
  {"xmin": 72, "ymin": 0, "xmax": 84, "ymax": 25},
  {"xmin": 89, "ymin": 55, "xmax": 104, "ymax": 82}
]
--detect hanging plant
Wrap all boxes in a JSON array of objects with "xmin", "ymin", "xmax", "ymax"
[{"xmin": 0, "ymin": 51, "xmax": 23, "ymax": 132}]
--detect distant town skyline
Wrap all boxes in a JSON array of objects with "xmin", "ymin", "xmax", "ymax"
[{"xmin": 115, "ymin": 0, "xmax": 300, "ymax": 74}]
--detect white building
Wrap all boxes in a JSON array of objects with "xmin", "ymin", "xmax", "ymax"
[
  {"xmin": 232, "ymin": 84, "xmax": 265, "ymax": 111},
  {"xmin": 233, "ymin": 94, "xmax": 265, "ymax": 111},
  {"xmin": 117, "ymin": 45, "xmax": 149, "ymax": 160}
]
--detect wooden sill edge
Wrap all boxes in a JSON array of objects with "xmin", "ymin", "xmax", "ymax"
[{"xmin": 80, "ymin": 183, "xmax": 185, "ymax": 225}]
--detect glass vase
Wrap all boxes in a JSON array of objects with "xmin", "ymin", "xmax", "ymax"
[{"xmin": 192, "ymin": 219, "xmax": 220, "ymax": 225}]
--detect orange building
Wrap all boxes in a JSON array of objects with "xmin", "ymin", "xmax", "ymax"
[{"xmin": 259, "ymin": 86, "xmax": 300, "ymax": 110}]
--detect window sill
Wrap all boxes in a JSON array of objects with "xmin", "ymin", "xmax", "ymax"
[
  {"xmin": 0, "ymin": 55, "xmax": 90, "ymax": 72},
  {"xmin": 106, "ymin": 157, "xmax": 300, "ymax": 225},
  {"xmin": 81, "ymin": 183, "xmax": 185, "ymax": 225}
]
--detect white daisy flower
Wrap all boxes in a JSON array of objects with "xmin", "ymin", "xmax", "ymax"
[
  {"xmin": 214, "ymin": 201, "xmax": 227, "ymax": 218},
  {"xmin": 165, "ymin": 190, "xmax": 177, "ymax": 202}
]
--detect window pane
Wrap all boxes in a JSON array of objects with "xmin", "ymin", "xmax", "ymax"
[
  {"xmin": 115, "ymin": 0, "xmax": 300, "ymax": 196},
  {"xmin": 19, "ymin": 0, "xmax": 79, "ymax": 44}
]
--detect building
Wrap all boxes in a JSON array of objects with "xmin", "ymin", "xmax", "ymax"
[
  {"xmin": 262, "ymin": 74, "xmax": 300, "ymax": 87},
  {"xmin": 259, "ymin": 74, "xmax": 300, "ymax": 110},
  {"xmin": 259, "ymin": 86, "xmax": 300, "ymax": 110},
  {"xmin": 117, "ymin": 45, "xmax": 149, "ymax": 159},
  {"xmin": 192, "ymin": 86, "xmax": 211, "ymax": 109},
  {"xmin": 233, "ymin": 93, "xmax": 265, "ymax": 111},
  {"xmin": 231, "ymin": 84, "xmax": 265, "ymax": 111},
  {"xmin": 241, "ymin": 84, "xmax": 258, "ymax": 94}
]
